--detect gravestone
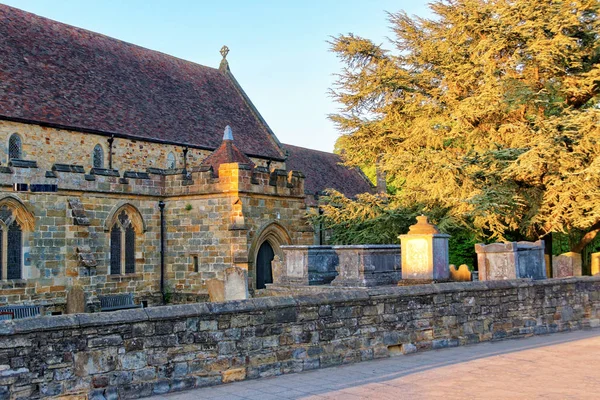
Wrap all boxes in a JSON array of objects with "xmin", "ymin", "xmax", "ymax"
[
  {"xmin": 206, "ymin": 279, "xmax": 225, "ymax": 302},
  {"xmin": 449, "ymin": 264, "xmax": 471, "ymax": 282},
  {"xmin": 66, "ymin": 285, "xmax": 86, "ymax": 314},
  {"xmin": 552, "ymin": 252, "xmax": 582, "ymax": 278},
  {"xmin": 399, "ymin": 216, "xmax": 450, "ymax": 281},
  {"xmin": 271, "ymin": 255, "xmax": 284, "ymax": 284},
  {"xmin": 224, "ymin": 267, "xmax": 249, "ymax": 301},
  {"xmin": 591, "ymin": 252, "xmax": 600, "ymax": 276},
  {"xmin": 475, "ymin": 241, "xmax": 546, "ymax": 281}
]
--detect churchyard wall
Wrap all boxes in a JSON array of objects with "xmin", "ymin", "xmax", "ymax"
[{"xmin": 0, "ymin": 276, "xmax": 597, "ymax": 399}]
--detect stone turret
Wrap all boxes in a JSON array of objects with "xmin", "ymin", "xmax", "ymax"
[{"xmin": 201, "ymin": 126, "xmax": 255, "ymax": 177}]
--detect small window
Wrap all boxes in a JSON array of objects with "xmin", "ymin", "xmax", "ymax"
[
  {"xmin": 167, "ymin": 152, "xmax": 176, "ymax": 170},
  {"xmin": 192, "ymin": 255, "xmax": 199, "ymax": 273},
  {"xmin": 8, "ymin": 134, "xmax": 21, "ymax": 160},
  {"xmin": 93, "ymin": 144, "xmax": 104, "ymax": 168}
]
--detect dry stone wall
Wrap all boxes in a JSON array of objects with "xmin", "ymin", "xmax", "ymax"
[{"xmin": 0, "ymin": 277, "xmax": 598, "ymax": 399}]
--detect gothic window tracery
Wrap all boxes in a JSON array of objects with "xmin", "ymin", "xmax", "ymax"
[
  {"xmin": 0, "ymin": 205, "xmax": 25, "ymax": 280},
  {"xmin": 110, "ymin": 210, "xmax": 136, "ymax": 275}
]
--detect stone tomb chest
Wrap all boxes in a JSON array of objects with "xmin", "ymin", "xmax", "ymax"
[
  {"xmin": 273, "ymin": 245, "xmax": 401, "ymax": 287},
  {"xmin": 330, "ymin": 245, "xmax": 401, "ymax": 287},
  {"xmin": 475, "ymin": 240, "xmax": 546, "ymax": 281}
]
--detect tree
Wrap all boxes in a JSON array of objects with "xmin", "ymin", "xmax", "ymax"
[
  {"xmin": 329, "ymin": 0, "xmax": 600, "ymax": 250},
  {"xmin": 313, "ymin": 190, "xmax": 478, "ymax": 266}
]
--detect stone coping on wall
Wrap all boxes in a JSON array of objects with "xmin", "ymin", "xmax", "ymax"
[
  {"xmin": 1, "ymin": 276, "xmax": 596, "ymax": 335},
  {"xmin": 280, "ymin": 245, "xmax": 400, "ymax": 250}
]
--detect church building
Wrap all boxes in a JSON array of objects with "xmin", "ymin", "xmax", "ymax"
[{"xmin": 0, "ymin": 5, "xmax": 372, "ymax": 311}]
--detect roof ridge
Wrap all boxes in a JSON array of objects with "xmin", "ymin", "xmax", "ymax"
[{"xmin": 282, "ymin": 143, "xmax": 339, "ymax": 157}]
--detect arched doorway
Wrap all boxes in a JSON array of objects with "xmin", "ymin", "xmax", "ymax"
[
  {"xmin": 256, "ymin": 241, "xmax": 275, "ymax": 289},
  {"xmin": 249, "ymin": 222, "xmax": 292, "ymax": 290}
]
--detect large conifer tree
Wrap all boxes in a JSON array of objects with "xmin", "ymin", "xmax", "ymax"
[{"xmin": 329, "ymin": 0, "xmax": 600, "ymax": 249}]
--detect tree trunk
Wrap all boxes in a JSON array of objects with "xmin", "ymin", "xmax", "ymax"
[{"xmin": 571, "ymin": 221, "xmax": 600, "ymax": 254}]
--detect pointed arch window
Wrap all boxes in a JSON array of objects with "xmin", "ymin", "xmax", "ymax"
[
  {"xmin": 8, "ymin": 134, "xmax": 21, "ymax": 160},
  {"xmin": 110, "ymin": 211, "xmax": 136, "ymax": 275},
  {"xmin": 6, "ymin": 221, "xmax": 22, "ymax": 280},
  {"xmin": 0, "ymin": 205, "xmax": 24, "ymax": 280},
  {"xmin": 167, "ymin": 152, "xmax": 176, "ymax": 170},
  {"xmin": 93, "ymin": 144, "xmax": 104, "ymax": 168}
]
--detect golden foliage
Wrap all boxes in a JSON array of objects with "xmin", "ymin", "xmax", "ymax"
[{"xmin": 330, "ymin": 0, "xmax": 600, "ymax": 241}]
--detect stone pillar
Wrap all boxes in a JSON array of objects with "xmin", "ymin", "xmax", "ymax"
[{"xmin": 399, "ymin": 216, "xmax": 450, "ymax": 281}]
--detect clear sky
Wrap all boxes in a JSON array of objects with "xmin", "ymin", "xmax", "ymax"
[{"xmin": 2, "ymin": 1, "xmax": 431, "ymax": 152}]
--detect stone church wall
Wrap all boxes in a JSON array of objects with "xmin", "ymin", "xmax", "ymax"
[
  {"xmin": 0, "ymin": 277, "xmax": 596, "ymax": 399},
  {"xmin": 0, "ymin": 120, "xmax": 284, "ymax": 172},
  {"xmin": 0, "ymin": 122, "xmax": 309, "ymax": 311}
]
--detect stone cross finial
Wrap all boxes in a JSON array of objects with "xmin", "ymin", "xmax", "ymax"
[
  {"xmin": 223, "ymin": 125, "xmax": 233, "ymax": 141},
  {"xmin": 220, "ymin": 45, "xmax": 230, "ymax": 59},
  {"xmin": 219, "ymin": 46, "xmax": 230, "ymax": 71}
]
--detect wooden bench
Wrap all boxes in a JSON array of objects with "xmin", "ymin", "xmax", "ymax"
[
  {"xmin": 98, "ymin": 293, "xmax": 143, "ymax": 312},
  {"xmin": 0, "ymin": 305, "xmax": 41, "ymax": 319}
]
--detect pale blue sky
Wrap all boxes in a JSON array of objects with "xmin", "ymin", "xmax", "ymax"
[{"xmin": 3, "ymin": 1, "xmax": 431, "ymax": 152}]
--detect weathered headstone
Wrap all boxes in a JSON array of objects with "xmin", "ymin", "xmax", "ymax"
[
  {"xmin": 271, "ymin": 255, "xmax": 284, "ymax": 284},
  {"xmin": 591, "ymin": 252, "xmax": 600, "ymax": 276},
  {"xmin": 449, "ymin": 264, "xmax": 471, "ymax": 282},
  {"xmin": 66, "ymin": 285, "xmax": 86, "ymax": 314},
  {"xmin": 206, "ymin": 279, "xmax": 225, "ymax": 302},
  {"xmin": 552, "ymin": 252, "xmax": 582, "ymax": 278},
  {"xmin": 475, "ymin": 241, "xmax": 546, "ymax": 281},
  {"xmin": 399, "ymin": 216, "xmax": 450, "ymax": 281},
  {"xmin": 224, "ymin": 266, "xmax": 249, "ymax": 301}
]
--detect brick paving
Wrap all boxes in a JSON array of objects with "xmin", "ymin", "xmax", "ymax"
[{"xmin": 152, "ymin": 329, "xmax": 600, "ymax": 400}]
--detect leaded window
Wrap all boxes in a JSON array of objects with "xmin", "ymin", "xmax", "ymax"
[
  {"xmin": 110, "ymin": 224, "xmax": 121, "ymax": 275},
  {"xmin": 110, "ymin": 211, "xmax": 136, "ymax": 275},
  {"xmin": 167, "ymin": 152, "xmax": 176, "ymax": 170},
  {"xmin": 125, "ymin": 224, "xmax": 135, "ymax": 274},
  {"xmin": 0, "ymin": 215, "xmax": 23, "ymax": 280},
  {"xmin": 7, "ymin": 221, "xmax": 22, "ymax": 280},
  {"xmin": 8, "ymin": 134, "xmax": 21, "ymax": 160},
  {"xmin": 93, "ymin": 144, "xmax": 104, "ymax": 168}
]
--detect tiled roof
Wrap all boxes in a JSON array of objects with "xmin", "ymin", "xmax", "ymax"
[
  {"xmin": 283, "ymin": 144, "xmax": 374, "ymax": 198},
  {"xmin": 201, "ymin": 128, "xmax": 255, "ymax": 176},
  {"xmin": 0, "ymin": 5, "xmax": 285, "ymax": 160}
]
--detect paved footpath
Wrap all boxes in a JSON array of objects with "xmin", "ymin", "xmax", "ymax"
[{"xmin": 152, "ymin": 329, "xmax": 600, "ymax": 400}]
